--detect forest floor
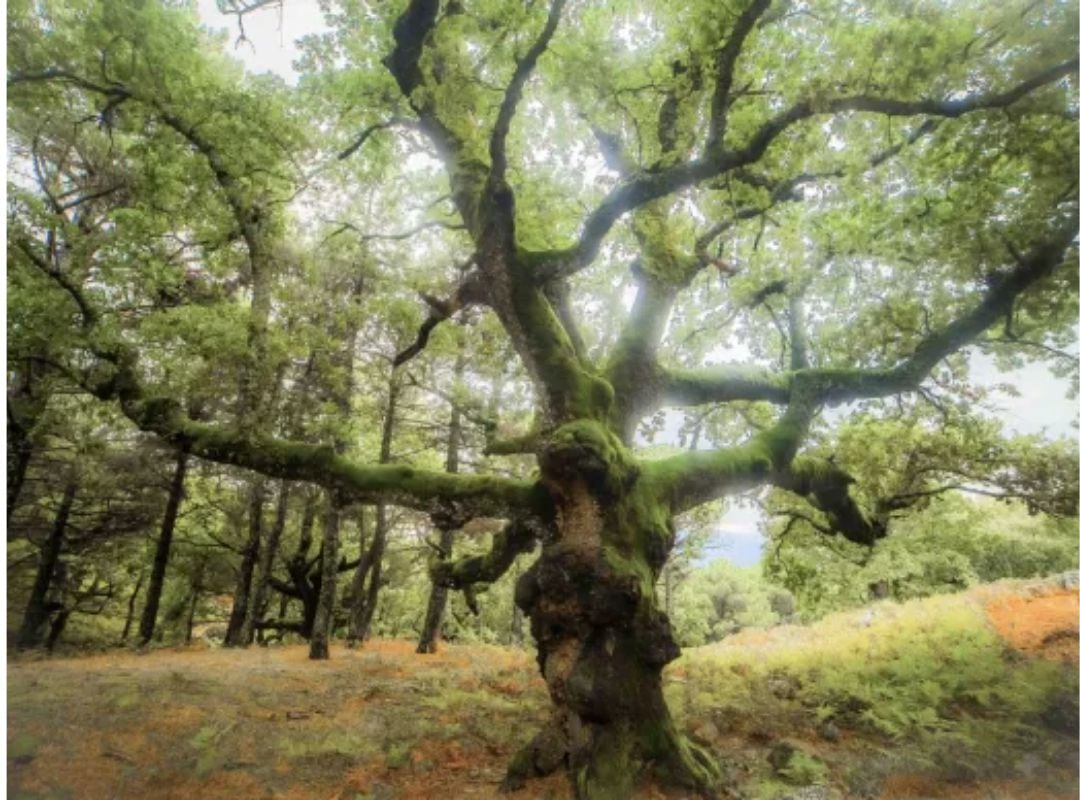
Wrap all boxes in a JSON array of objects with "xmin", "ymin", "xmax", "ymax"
[{"xmin": 7, "ymin": 577, "xmax": 1078, "ymax": 800}]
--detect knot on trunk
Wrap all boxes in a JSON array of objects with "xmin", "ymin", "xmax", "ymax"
[{"xmin": 539, "ymin": 420, "xmax": 638, "ymax": 499}]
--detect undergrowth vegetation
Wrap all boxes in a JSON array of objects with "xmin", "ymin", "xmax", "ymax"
[
  {"xmin": 8, "ymin": 579, "xmax": 1077, "ymax": 799},
  {"xmin": 669, "ymin": 581, "xmax": 1078, "ymax": 798}
]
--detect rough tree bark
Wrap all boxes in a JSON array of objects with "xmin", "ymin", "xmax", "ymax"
[
  {"xmin": 138, "ymin": 447, "xmax": 190, "ymax": 645},
  {"xmin": 225, "ymin": 481, "xmax": 265, "ymax": 647},
  {"xmin": 16, "ymin": 479, "xmax": 77, "ymax": 649}
]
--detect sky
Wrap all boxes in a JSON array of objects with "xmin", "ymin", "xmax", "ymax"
[{"xmin": 196, "ymin": 2, "xmax": 1078, "ymax": 567}]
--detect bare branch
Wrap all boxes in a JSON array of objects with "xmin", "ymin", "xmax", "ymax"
[{"xmin": 488, "ymin": 0, "xmax": 567, "ymax": 183}]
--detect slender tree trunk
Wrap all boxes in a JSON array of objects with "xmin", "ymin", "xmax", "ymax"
[
  {"xmin": 119, "ymin": 573, "xmax": 144, "ymax": 644},
  {"xmin": 16, "ymin": 480, "xmax": 77, "ymax": 649},
  {"xmin": 138, "ymin": 448, "xmax": 190, "ymax": 645},
  {"xmin": 185, "ymin": 570, "xmax": 204, "ymax": 644},
  {"xmin": 45, "ymin": 610, "xmax": 70, "ymax": 652},
  {"xmin": 418, "ymin": 352, "xmax": 465, "ymax": 654},
  {"xmin": 417, "ymin": 528, "xmax": 455, "ymax": 653},
  {"xmin": 510, "ymin": 601, "xmax": 524, "ymax": 647},
  {"xmin": 241, "ymin": 481, "xmax": 290, "ymax": 644},
  {"xmin": 7, "ymin": 433, "xmax": 34, "ymax": 524},
  {"xmin": 352, "ymin": 505, "xmax": 386, "ymax": 643},
  {"xmin": 309, "ymin": 503, "xmax": 341, "ymax": 659},
  {"xmin": 225, "ymin": 481, "xmax": 265, "ymax": 647},
  {"xmin": 345, "ymin": 508, "xmax": 368, "ymax": 646},
  {"xmin": 7, "ymin": 361, "xmax": 46, "ymax": 524},
  {"xmin": 348, "ymin": 373, "xmax": 400, "ymax": 645}
]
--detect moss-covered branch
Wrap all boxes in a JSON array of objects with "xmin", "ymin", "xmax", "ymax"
[
  {"xmin": 812, "ymin": 218, "xmax": 1077, "ymax": 404},
  {"xmin": 647, "ymin": 386, "xmax": 818, "ymax": 514},
  {"xmin": 430, "ymin": 516, "xmax": 540, "ymax": 588},
  {"xmin": 20, "ymin": 247, "xmax": 549, "ymax": 519},
  {"xmin": 775, "ymin": 458, "xmax": 885, "ymax": 546},
  {"xmin": 661, "ymin": 364, "xmax": 792, "ymax": 407}
]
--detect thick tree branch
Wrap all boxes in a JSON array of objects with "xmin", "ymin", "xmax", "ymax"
[
  {"xmin": 384, "ymin": 0, "xmax": 440, "ymax": 98},
  {"xmin": 775, "ymin": 458, "xmax": 884, "ymax": 546},
  {"xmin": 531, "ymin": 58, "xmax": 1077, "ymax": 283},
  {"xmin": 707, "ymin": 0, "xmax": 774, "ymax": 151},
  {"xmin": 661, "ymin": 365, "xmax": 791, "ymax": 407},
  {"xmin": 648, "ymin": 386, "xmax": 819, "ymax": 514}
]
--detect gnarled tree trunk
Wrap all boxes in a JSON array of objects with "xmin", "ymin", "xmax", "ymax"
[{"xmin": 502, "ymin": 431, "xmax": 720, "ymax": 799}]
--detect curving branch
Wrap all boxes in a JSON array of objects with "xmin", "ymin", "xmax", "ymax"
[
  {"xmin": 430, "ymin": 516, "xmax": 541, "ymax": 589},
  {"xmin": 775, "ymin": 458, "xmax": 884, "ymax": 546},
  {"xmin": 648, "ymin": 384, "xmax": 820, "ymax": 515},
  {"xmin": 393, "ymin": 269, "xmax": 487, "ymax": 367},
  {"xmin": 530, "ymin": 58, "xmax": 1078, "ymax": 283},
  {"xmin": 707, "ymin": 0, "xmax": 774, "ymax": 151},
  {"xmin": 813, "ymin": 215, "xmax": 1078, "ymax": 405},
  {"xmin": 488, "ymin": 0, "xmax": 567, "ymax": 184},
  {"xmin": 338, "ymin": 117, "xmax": 412, "ymax": 161},
  {"xmin": 651, "ymin": 215, "xmax": 1077, "ymax": 412}
]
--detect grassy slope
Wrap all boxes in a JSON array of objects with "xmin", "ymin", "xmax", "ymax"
[{"xmin": 7, "ymin": 578, "xmax": 1078, "ymax": 800}]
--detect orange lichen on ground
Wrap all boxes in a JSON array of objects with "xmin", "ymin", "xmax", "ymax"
[
  {"xmin": 881, "ymin": 774, "xmax": 1077, "ymax": 800},
  {"xmin": 984, "ymin": 586, "xmax": 1079, "ymax": 663}
]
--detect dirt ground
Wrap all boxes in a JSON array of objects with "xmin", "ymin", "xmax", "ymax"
[{"xmin": 8, "ymin": 581, "xmax": 1079, "ymax": 800}]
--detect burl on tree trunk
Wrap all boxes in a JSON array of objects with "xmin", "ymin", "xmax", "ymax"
[{"xmin": 446, "ymin": 423, "xmax": 721, "ymax": 799}]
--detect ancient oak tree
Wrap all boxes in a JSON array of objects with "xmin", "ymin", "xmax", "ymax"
[{"xmin": 8, "ymin": 0, "xmax": 1077, "ymax": 797}]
